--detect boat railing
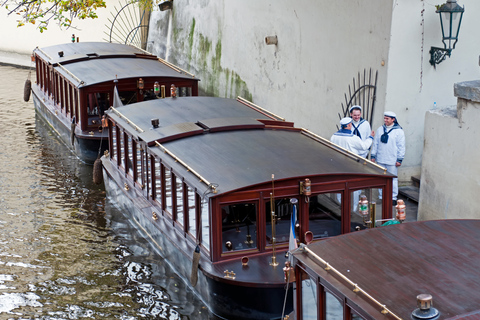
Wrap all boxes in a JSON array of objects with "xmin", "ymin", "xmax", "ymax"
[
  {"xmin": 300, "ymin": 128, "xmax": 387, "ymax": 173},
  {"xmin": 236, "ymin": 96, "xmax": 285, "ymax": 121}
]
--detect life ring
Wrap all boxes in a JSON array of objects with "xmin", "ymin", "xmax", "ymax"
[
  {"xmin": 23, "ymin": 79, "xmax": 31, "ymax": 102},
  {"xmin": 190, "ymin": 245, "xmax": 201, "ymax": 286}
]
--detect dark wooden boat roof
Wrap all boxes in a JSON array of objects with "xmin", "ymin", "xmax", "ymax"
[
  {"xmin": 34, "ymin": 42, "xmax": 198, "ymax": 87},
  {"xmin": 293, "ymin": 220, "xmax": 480, "ymax": 319},
  {"xmin": 108, "ymin": 96, "xmax": 392, "ymax": 196}
]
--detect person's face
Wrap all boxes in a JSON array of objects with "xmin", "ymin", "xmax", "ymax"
[
  {"xmin": 384, "ymin": 116, "xmax": 395, "ymax": 126},
  {"xmin": 350, "ymin": 110, "xmax": 361, "ymax": 122}
]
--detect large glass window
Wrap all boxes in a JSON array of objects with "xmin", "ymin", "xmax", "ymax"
[
  {"xmin": 265, "ymin": 198, "xmax": 298, "ymax": 246},
  {"xmin": 350, "ymin": 188, "xmax": 383, "ymax": 231},
  {"xmin": 308, "ymin": 193, "xmax": 342, "ymax": 239},
  {"xmin": 221, "ymin": 202, "xmax": 257, "ymax": 253}
]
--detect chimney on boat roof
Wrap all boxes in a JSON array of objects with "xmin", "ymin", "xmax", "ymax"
[
  {"xmin": 151, "ymin": 119, "xmax": 159, "ymax": 129},
  {"xmin": 412, "ymin": 294, "xmax": 440, "ymax": 320}
]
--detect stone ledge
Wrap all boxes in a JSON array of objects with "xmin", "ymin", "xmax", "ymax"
[{"xmin": 454, "ymin": 80, "xmax": 480, "ymax": 103}]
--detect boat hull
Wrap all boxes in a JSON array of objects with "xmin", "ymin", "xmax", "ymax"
[
  {"xmin": 32, "ymin": 88, "xmax": 107, "ymax": 164},
  {"xmin": 102, "ymin": 157, "xmax": 293, "ymax": 319}
]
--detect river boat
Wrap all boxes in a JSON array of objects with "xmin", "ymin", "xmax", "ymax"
[
  {"xmin": 31, "ymin": 41, "xmax": 199, "ymax": 164},
  {"xmin": 100, "ymin": 94, "xmax": 394, "ymax": 319},
  {"xmin": 291, "ymin": 219, "xmax": 480, "ymax": 320}
]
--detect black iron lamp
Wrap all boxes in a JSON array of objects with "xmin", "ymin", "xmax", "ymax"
[
  {"xmin": 159, "ymin": 0, "xmax": 173, "ymax": 11},
  {"xmin": 429, "ymin": 0, "xmax": 464, "ymax": 68}
]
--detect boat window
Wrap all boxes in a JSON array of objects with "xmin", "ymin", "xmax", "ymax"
[
  {"xmin": 325, "ymin": 290, "xmax": 343, "ymax": 320},
  {"xmin": 135, "ymin": 141, "xmax": 143, "ymax": 186},
  {"xmin": 111, "ymin": 125, "xmax": 117, "ymax": 160},
  {"xmin": 146, "ymin": 154, "xmax": 153, "ymax": 200},
  {"xmin": 201, "ymin": 197, "xmax": 210, "ymax": 251},
  {"xmin": 301, "ymin": 275, "xmax": 318, "ymax": 320},
  {"xmin": 308, "ymin": 193, "xmax": 342, "ymax": 239},
  {"xmin": 351, "ymin": 310, "xmax": 363, "ymax": 320},
  {"xmin": 126, "ymin": 135, "xmax": 133, "ymax": 177},
  {"xmin": 119, "ymin": 130, "xmax": 125, "ymax": 170},
  {"xmin": 176, "ymin": 178, "xmax": 184, "ymax": 227},
  {"xmin": 165, "ymin": 168, "xmax": 173, "ymax": 215},
  {"xmin": 221, "ymin": 202, "xmax": 257, "ymax": 253},
  {"xmin": 74, "ymin": 88, "xmax": 79, "ymax": 121},
  {"xmin": 350, "ymin": 188, "xmax": 383, "ymax": 232},
  {"xmin": 68, "ymin": 84, "xmax": 74, "ymax": 116},
  {"xmin": 119, "ymin": 90, "xmax": 138, "ymax": 105},
  {"xmin": 265, "ymin": 198, "xmax": 298, "ymax": 247},
  {"xmin": 87, "ymin": 92, "xmax": 109, "ymax": 120},
  {"xmin": 153, "ymin": 158, "xmax": 162, "ymax": 206},
  {"xmin": 187, "ymin": 186, "xmax": 196, "ymax": 238}
]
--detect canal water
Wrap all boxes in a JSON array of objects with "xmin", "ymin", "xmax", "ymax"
[{"xmin": 0, "ymin": 64, "xmax": 212, "ymax": 319}]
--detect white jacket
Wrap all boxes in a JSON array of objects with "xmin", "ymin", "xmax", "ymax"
[
  {"xmin": 371, "ymin": 124, "xmax": 405, "ymax": 165},
  {"xmin": 351, "ymin": 118, "xmax": 372, "ymax": 157},
  {"xmin": 330, "ymin": 129, "xmax": 373, "ymax": 156}
]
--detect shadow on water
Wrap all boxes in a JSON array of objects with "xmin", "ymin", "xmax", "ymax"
[{"xmin": 0, "ymin": 65, "xmax": 213, "ymax": 319}]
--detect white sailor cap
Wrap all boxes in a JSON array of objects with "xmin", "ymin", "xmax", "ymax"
[
  {"xmin": 349, "ymin": 105, "xmax": 362, "ymax": 113},
  {"xmin": 340, "ymin": 117, "xmax": 353, "ymax": 126},
  {"xmin": 384, "ymin": 111, "xmax": 397, "ymax": 118}
]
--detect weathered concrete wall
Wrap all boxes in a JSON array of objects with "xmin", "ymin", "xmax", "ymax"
[
  {"xmin": 147, "ymin": 0, "xmax": 393, "ymax": 141},
  {"xmin": 385, "ymin": 0, "xmax": 480, "ymax": 183},
  {"xmin": 418, "ymin": 80, "xmax": 480, "ymax": 220}
]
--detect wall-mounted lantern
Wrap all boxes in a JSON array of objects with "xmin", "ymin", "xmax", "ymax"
[
  {"xmin": 429, "ymin": 0, "xmax": 464, "ymax": 68},
  {"xmin": 159, "ymin": 0, "xmax": 173, "ymax": 11}
]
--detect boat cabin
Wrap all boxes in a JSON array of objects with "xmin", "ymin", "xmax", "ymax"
[
  {"xmin": 291, "ymin": 220, "xmax": 480, "ymax": 320},
  {"xmin": 32, "ymin": 42, "xmax": 199, "ymax": 163},
  {"xmin": 103, "ymin": 96, "xmax": 394, "ymax": 262}
]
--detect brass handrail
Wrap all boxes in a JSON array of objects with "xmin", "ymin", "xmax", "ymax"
[
  {"xmin": 35, "ymin": 47, "xmax": 52, "ymax": 60},
  {"xmin": 109, "ymin": 107, "xmax": 144, "ymax": 133},
  {"xmin": 128, "ymin": 44, "xmax": 196, "ymax": 78},
  {"xmin": 237, "ymin": 96, "xmax": 285, "ymax": 121},
  {"xmin": 154, "ymin": 141, "xmax": 217, "ymax": 193},
  {"xmin": 300, "ymin": 128, "xmax": 387, "ymax": 173},
  {"xmin": 57, "ymin": 62, "xmax": 84, "ymax": 85},
  {"xmin": 300, "ymin": 244, "xmax": 403, "ymax": 320}
]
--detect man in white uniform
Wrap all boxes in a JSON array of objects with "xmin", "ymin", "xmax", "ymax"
[
  {"xmin": 349, "ymin": 105, "xmax": 372, "ymax": 158},
  {"xmin": 371, "ymin": 111, "xmax": 406, "ymax": 204},
  {"xmin": 331, "ymin": 117, "xmax": 374, "ymax": 211},
  {"xmin": 331, "ymin": 117, "xmax": 374, "ymax": 155}
]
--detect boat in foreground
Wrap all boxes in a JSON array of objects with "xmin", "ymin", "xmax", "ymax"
[
  {"xmin": 31, "ymin": 41, "xmax": 199, "ymax": 164},
  {"xmin": 292, "ymin": 219, "xmax": 480, "ymax": 320},
  {"xmin": 101, "ymin": 95, "xmax": 394, "ymax": 319}
]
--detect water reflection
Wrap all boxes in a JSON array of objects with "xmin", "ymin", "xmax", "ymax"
[{"xmin": 0, "ymin": 64, "xmax": 210, "ymax": 319}]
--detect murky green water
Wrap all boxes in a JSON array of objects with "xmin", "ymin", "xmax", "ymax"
[{"xmin": 0, "ymin": 64, "xmax": 211, "ymax": 319}]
